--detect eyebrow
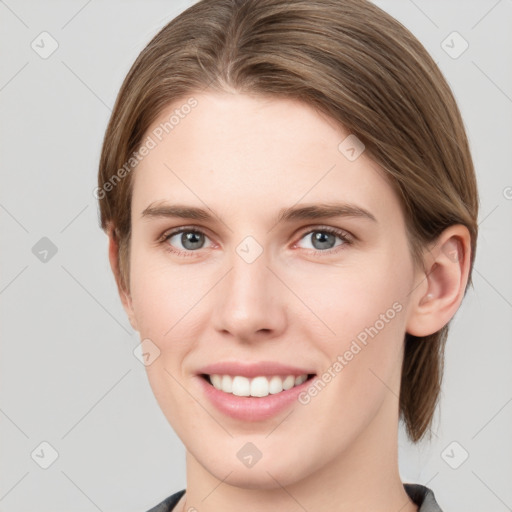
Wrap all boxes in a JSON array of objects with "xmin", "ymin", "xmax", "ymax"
[{"xmin": 141, "ymin": 201, "xmax": 377, "ymax": 224}]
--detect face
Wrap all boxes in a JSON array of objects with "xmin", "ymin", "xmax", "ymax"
[{"xmin": 122, "ymin": 92, "xmax": 421, "ymax": 488}]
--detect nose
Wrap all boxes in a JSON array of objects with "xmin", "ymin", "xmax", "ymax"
[{"xmin": 211, "ymin": 247, "xmax": 287, "ymax": 343}]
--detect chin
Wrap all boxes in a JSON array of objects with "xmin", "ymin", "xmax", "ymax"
[
  {"xmin": 213, "ymin": 465, "xmax": 304, "ymax": 491},
  {"xmin": 197, "ymin": 447, "xmax": 312, "ymax": 490}
]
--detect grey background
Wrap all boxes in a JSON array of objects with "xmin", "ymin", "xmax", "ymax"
[{"xmin": 0, "ymin": 1, "xmax": 511, "ymax": 511}]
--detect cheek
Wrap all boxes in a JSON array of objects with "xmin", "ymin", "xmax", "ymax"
[
  {"xmin": 293, "ymin": 250, "xmax": 413, "ymax": 398},
  {"xmin": 289, "ymin": 253, "xmax": 411, "ymax": 345},
  {"xmin": 129, "ymin": 254, "xmax": 206, "ymax": 432},
  {"xmin": 129, "ymin": 246, "xmax": 203, "ymax": 338}
]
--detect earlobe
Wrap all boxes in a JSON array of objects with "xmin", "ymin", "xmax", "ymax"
[
  {"xmin": 107, "ymin": 225, "xmax": 138, "ymax": 332},
  {"xmin": 406, "ymin": 225, "xmax": 471, "ymax": 337}
]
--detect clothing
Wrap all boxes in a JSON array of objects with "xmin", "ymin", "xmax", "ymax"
[{"xmin": 146, "ymin": 483, "xmax": 443, "ymax": 511}]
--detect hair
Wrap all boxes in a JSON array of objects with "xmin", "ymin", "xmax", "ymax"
[{"xmin": 97, "ymin": 0, "xmax": 478, "ymax": 442}]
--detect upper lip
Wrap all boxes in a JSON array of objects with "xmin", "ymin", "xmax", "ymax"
[{"xmin": 197, "ymin": 361, "xmax": 316, "ymax": 378}]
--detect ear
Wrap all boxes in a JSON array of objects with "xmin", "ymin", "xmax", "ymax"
[
  {"xmin": 107, "ymin": 224, "xmax": 138, "ymax": 332},
  {"xmin": 406, "ymin": 224, "xmax": 472, "ymax": 337}
]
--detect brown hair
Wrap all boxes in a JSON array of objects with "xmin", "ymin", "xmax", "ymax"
[{"xmin": 97, "ymin": 0, "xmax": 478, "ymax": 442}]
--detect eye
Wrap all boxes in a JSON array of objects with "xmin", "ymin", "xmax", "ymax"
[
  {"xmin": 158, "ymin": 225, "xmax": 353, "ymax": 257},
  {"xmin": 160, "ymin": 228, "xmax": 213, "ymax": 254},
  {"xmin": 296, "ymin": 226, "xmax": 352, "ymax": 252}
]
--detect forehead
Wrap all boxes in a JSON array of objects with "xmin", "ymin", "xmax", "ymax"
[{"xmin": 131, "ymin": 92, "xmax": 400, "ymax": 223}]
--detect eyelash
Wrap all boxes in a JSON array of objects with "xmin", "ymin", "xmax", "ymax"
[{"xmin": 157, "ymin": 225, "xmax": 354, "ymax": 258}]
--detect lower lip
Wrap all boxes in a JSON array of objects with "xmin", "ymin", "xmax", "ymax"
[{"xmin": 197, "ymin": 375, "xmax": 315, "ymax": 422}]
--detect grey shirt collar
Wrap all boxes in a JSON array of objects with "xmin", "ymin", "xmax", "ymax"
[{"xmin": 404, "ymin": 483, "xmax": 444, "ymax": 511}]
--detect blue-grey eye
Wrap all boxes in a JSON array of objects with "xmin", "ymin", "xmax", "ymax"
[
  {"xmin": 298, "ymin": 229, "xmax": 346, "ymax": 251},
  {"xmin": 166, "ymin": 230, "xmax": 211, "ymax": 251}
]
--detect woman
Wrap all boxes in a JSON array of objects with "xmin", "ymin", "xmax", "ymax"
[{"xmin": 97, "ymin": 0, "xmax": 479, "ymax": 510}]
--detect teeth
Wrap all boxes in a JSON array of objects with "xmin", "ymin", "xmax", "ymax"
[
  {"xmin": 295, "ymin": 374, "xmax": 308, "ymax": 386},
  {"xmin": 221, "ymin": 375, "xmax": 232, "ymax": 393},
  {"xmin": 232, "ymin": 376, "xmax": 249, "ymax": 396},
  {"xmin": 269, "ymin": 375, "xmax": 283, "ymax": 394},
  {"xmin": 208, "ymin": 373, "xmax": 309, "ymax": 397},
  {"xmin": 251, "ymin": 376, "xmax": 269, "ymax": 397},
  {"xmin": 283, "ymin": 375, "xmax": 296, "ymax": 390},
  {"xmin": 210, "ymin": 374, "xmax": 223, "ymax": 390}
]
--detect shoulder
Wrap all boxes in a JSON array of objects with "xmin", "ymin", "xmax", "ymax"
[
  {"xmin": 145, "ymin": 489, "xmax": 186, "ymax": 512},
  {"xmin": 404, "ymin": 483, "xmax": 444, "ymax": 512}
]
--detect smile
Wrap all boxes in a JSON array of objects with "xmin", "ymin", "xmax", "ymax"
[{"xmin": 202, "ymin": 373, "xmax": 314, "ymax": 397}]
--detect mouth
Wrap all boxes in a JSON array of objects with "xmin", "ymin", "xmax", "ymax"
[
  {"xmin": 195, "ymin": 361, "xmax": 318, "ymax": 421},
  {"xmin": 200, "ymin": 373, "xmax": 317, "ymax": 398}
]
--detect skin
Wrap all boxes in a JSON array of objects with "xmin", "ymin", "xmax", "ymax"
[{"xmin": 108, "ymin": 91, "xmax": 471, "ymax": 512}]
